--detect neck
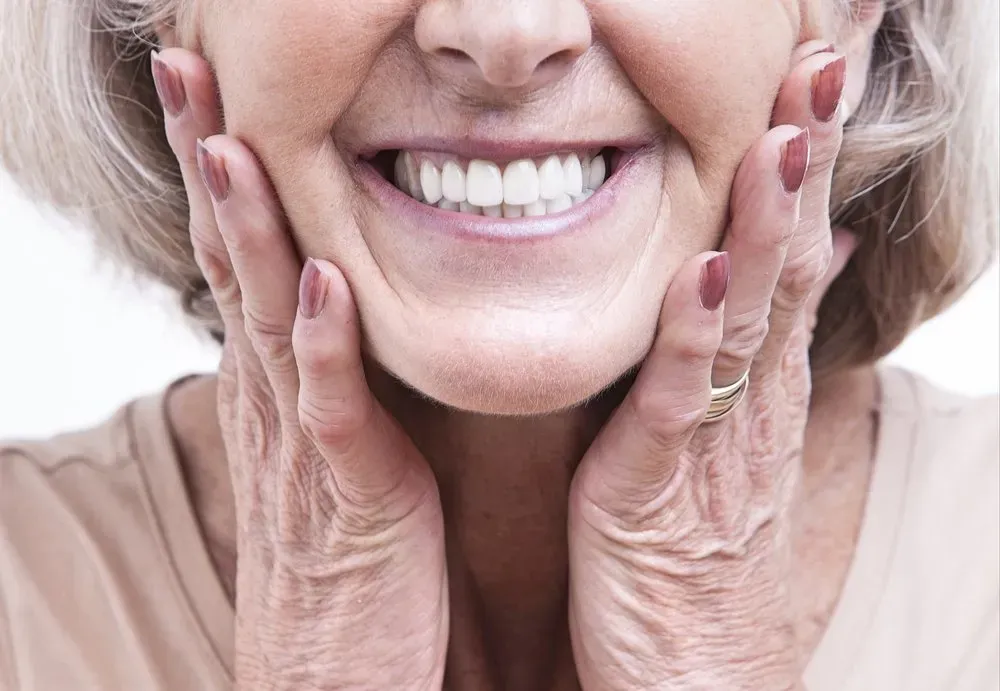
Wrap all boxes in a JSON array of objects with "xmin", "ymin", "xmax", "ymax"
[
  {"xmin": 364, "ymin": 358, "xmax": 628, "ymax": 513},
  {"xmin": 167, "ymin": 363, "xmax": 877, "ymax": 687}
]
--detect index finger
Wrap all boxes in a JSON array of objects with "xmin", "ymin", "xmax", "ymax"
[{"xmin": 196, "ymin": 135, "xmax": 304, "ymax": 422}]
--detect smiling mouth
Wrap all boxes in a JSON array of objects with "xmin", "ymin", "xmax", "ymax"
[{"xmin": 366, "ymin": 148, "xmax": 622, "ymax": 218}]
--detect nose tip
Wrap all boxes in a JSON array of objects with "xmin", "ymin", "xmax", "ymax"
[{"xmin": 416, "ymin": 0, "xmax": 592, "ymax": 90}]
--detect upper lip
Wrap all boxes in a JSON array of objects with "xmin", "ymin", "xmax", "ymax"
[{"xmin": 357, "ymin": 137, "xmax": 651, "ymax": 162}]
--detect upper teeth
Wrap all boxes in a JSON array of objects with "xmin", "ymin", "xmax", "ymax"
[{"xmin": 394, "ymin": 151, "xmax": 607, "ymax": 217}]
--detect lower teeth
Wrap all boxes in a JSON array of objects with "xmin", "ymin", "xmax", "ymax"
[{"xmin": 434, "ymin": 191, "xmax": 596, "ymax": 217}]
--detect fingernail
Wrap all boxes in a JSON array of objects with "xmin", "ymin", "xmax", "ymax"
[
  {"xmin": 196, "ymin": 140, "xmax": 230, "ymax": 202},
  {"xmin": 779, "ymin": 128, "xmax": 810, "ymax": 194},
  {"xmin": 806, "ymin": 43, "xmax": 837, "ymax": 59},
  {"xmin": 150, "ymin": 50, "xmax": 186, "ymax": 117},
  {"xmin": 700, "ymin": 252, "xmax": 731, "ymax": 311},
  {"xmin": 811, "ymin": 56, "xmax": 847, "ymax": 122},
  {"xmin": 299, "ymin": 259, "xmax": 328, "ymax": 320}
]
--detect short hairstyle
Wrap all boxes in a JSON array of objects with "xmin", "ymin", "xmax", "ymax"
[{"xmin": 1, "ymin": 0, "xmax": 997, "ymax": 378}]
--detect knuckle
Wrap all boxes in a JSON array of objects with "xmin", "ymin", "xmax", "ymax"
[
  {"xmin": 243, "ymin": 308, "xmax": 295, "ymax": 370},
  {"xmin": 720, "ymin": 312, "xmax": 770, "ymax": 366},
  {"xmin": 191, "ymin": 241, "xmax": 232, "ymax": 288},
  {"xmin": 629, "ymin": 388, "xmax": 706, "ymax": 449},
  {"xmin": 780, "ymin": 245, "xmax": 832, "ymax": 299},
  {"xmin": 188, "ymin": 217, "xmax": 224, "ymax": 256},
  {"xmin": 672, "ymin": 330, "xmax": 721, "ymax": 364},
  {"xmin": 194, "ymin": 247, "xmax": 242, "ymax": 316},
  {"xmin": 298, "ymin": 394, "xmax": 373, "ymax": 452},
  {"xmin": 214, "ymin": 280, "xmax": 243, "ymax": 319},
  {"xmin": 294, "ymin": 328, "xmax": 344, "ymax": 376},
  {"xmin": 809, "ymin": 128, "xmax": 844, "ymax": 170}
]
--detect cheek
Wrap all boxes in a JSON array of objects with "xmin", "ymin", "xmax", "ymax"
[
  {"xmin": 204, "ymin": 0, "xmax": 414, "ymax": 144},
  {"xmin": 200, "ymin": 0, "xmax": 418, "ymax": 251},
  {"xmin": 593, "ymin": 0, "xmax": 798, "ymax": 177}
]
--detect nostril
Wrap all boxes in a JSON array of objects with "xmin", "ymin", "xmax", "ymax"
[
  {"xmin": 539, "ymin": 50, "xmax": 577, "ymax": 71},
  {"xmin": 414, "ymin": 1, "xmax": 592, "ymax": 90},
  {"xmin": 438, "ymin": 47, "xmax": 473, "ymax": 63}
]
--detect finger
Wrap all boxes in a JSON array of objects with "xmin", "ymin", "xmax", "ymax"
[
  {"xmin": 196, "ymin": 135, "xmax": 303, "ymax": 421},
  {"xmin": 760, "ymin": 53, "xmax": 847, "ymax": 369},
  {"xmin": 575, "ymin": 252, "xmax": 729, "ymax": 507},
  {"xmin": 789, "ymin": 40, "xmax": 835, "ymax": 66},
  {"xmin": 152, "ymin": 50, "xmax": 279, "ymax": 497},
  {"xmin": 292, "ymin": 260, "xmax": 432, "ymax": 504},
  {"xmin": 710, "ymin": 126, "xmax": 807, "ymax": 387},
  {"xmin": 151, "ymin": 51, "xmax": 236, "ymax": 324}
]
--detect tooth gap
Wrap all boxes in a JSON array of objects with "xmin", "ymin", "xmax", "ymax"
[
  {"xmin": 600, "ymin": 148, "xmax": 616, "ymax": 176},
  {"xmin": 373, "ymin": 150, "xmax": 399, "ymax": 186}
]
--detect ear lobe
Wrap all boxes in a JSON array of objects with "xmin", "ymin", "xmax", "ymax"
[{"xmin": 805, "ymin": 228, "xmax": 859, "ymax": 329}]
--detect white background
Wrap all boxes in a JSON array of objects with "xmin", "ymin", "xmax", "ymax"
[{"xmin": 1, "ymin": 174, "xmax": 997, "ymax": 440}]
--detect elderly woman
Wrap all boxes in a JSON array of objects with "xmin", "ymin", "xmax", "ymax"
[{"xmin": 0, "ymin": 0, "xmax": 997, "ymax": 689}]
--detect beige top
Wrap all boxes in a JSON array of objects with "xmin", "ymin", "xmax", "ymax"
[{"xmin": 1, "ymin": 368, "xmax": 997, "ymax": 691}]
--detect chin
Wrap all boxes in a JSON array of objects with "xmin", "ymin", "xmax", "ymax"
[{"xmin": 365, "ymin": 311, "xmax": 655, "ymax": 416}]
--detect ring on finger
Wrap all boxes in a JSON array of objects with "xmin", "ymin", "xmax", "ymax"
[{"xmin": 704, "ymin": 369, "xmax": 750, "ymax": 423}]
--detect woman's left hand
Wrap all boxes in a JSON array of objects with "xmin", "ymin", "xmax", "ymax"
[{"xmin": 568, "ymin": 44, "xmax": 854, "ymax": 691}]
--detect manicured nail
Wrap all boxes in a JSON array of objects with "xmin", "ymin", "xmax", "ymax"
[
  {"xmin": 811, "ymin": 56, "xmax": 847, "ymax": 122},
  {"xmin": 196, "ymin": 140, "xmax": 230, "ymax": 202},
  {"xmin": 779, "ymin": 128, "xmax": 810, "ymax": 194},
  {"xmin": 150, "ymin": 50, "xmax": 186, "ymax": 117},
  {"xmin": 299, "ymin": 259, "xmax": 328, "ymax": 320},
  {"xmin": 700, "ymin": 252, "xmax": 731, "ymax": 311},
  {"xmin": 805, "ymin": 43, "xmax": 836, "ymax": 59}
]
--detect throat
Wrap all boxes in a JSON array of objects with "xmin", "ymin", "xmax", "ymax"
[
  {"xmin": 443, "ymin": 474, "xmax": 577, "ymax": 690},
  {"xmin": 368, "ymin": 364, "xmax": 626, "ymax": 690}
]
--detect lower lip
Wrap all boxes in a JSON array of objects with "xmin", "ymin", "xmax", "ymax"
[{"xmin": 357, "ymin": 151, "xmax": 646, "ymax": 244}]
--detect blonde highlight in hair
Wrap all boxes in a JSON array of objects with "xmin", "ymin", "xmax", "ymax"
[
  {"xmin": 816, "ymin": 0, "xmax": 1000, "ymax": 374},
  {"xmin": 1, "ymin": 0, "xmax": 997, "ymax": 370}
]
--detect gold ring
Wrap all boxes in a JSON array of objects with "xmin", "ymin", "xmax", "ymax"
[{"xmin": 704, "ymin": 369, "xmax": 750, "ymax": 423}]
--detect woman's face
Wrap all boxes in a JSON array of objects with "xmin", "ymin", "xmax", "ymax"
[{"xmin": 194, "ymin": 0, "xmax": 832, "ymax": 415}]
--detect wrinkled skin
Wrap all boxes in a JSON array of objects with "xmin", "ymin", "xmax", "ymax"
[{"xmin": 151, "ymin": 0, "xmax": 883, "ymax": 688}]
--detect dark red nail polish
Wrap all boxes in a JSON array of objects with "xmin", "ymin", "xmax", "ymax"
[
  {"xmin": 196, "ymin": 140, "xmax": 230, "ymax": 202},
  {"xmin": 779, "ymin": 128, "xmax": 810, "ymax": 194},
  {"xmin": 299, "ymin": 259, "xmax": 327, "ymax": 320},
  {"xmin": 811, "ymin": 56, "xmax": 847, "ymax": 122},
  {"xmin": 150, "ymin": 51, "xmax": 187, "ymax": 117},
  {"xmin": 700, "ymin": 252, "xmax": 731, "ymax": 311}
]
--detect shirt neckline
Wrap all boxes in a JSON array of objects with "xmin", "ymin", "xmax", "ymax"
[
  {"xmin": 803, "ymin": 366, "xmax": 919, "ymax": 689},
  {"xmin": 129, "ymin": 376, "xmax": 235, "ymax": 681}
]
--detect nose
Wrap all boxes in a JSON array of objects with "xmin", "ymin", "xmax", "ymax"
[{"xmin": 415, "ymin": 0, "xmax": 592, "ymax": 90}]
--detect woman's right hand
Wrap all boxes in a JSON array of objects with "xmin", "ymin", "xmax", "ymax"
[{"xmin": 151, "ymin": 48, "xmax": 448, "ymax": 690}]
